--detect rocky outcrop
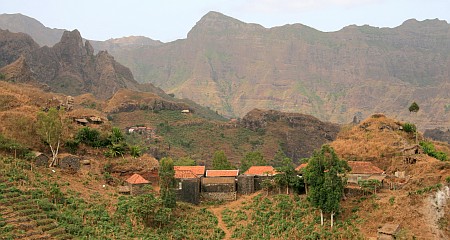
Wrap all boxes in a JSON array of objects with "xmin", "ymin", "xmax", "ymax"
[
  {"xmin": 0, "ymin": 29, "xmax": 38, "ymax": 68},
  {"xmin": 1, "ymin": 29, "xmax": 142, "ymax": 99},
  {"xmin": 241, "ymin": 109, "xmax": 340, "ymax": 160}
]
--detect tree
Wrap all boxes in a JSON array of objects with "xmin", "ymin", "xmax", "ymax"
[
  {"xmin": 174, "ymin": 156, "xmax": 196, "ymax": 166},
  {"xmin": 212, "ymin": 150, "xmax": 234, "ymax": 170},
  {"xmin": 270, "ymin": 149, "xmax": 288, "ymax": 168},
  {"xmin": 240, "ymin": 151, "xmax": 267, "ymax": 172},
  {"xmin": 408, "ymin": 102, "xmax": 420, "ymax": 143},
  {"xmin": 274, "ymin": 157, "xmax": 301, "ymax": 194},
  {"xmin": 159, "ymin": 157, "xmax": 176, "ymax": 208},
  {"xmin": 303, "ymin": 145, "xmax": 350, "ymax": 228},
  {"xmin": 408, "ymin": 102, "xmax": 420, "ymax": 113},
  {"xmin": 36, "ymin": 107, "xmax": 64, "ymax": 167}
]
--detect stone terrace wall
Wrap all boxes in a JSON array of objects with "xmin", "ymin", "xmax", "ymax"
[{"xmin": 201, "ymin": 192, "xmax": 237, "ymax": 201}]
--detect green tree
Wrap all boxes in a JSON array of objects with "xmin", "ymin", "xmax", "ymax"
[
  {"xmin": 303, "ymin": 145, "xmax": 350, "ymax": 228},
  {"xmin": 36, "ymin": 107, "xmax": 64, "ymax": 167},
  {"xmin": 408, "ymin": 102, "xmax": 420, "ymax": 143},
  {"xmin": 274, "ymin": 157, "xmax": 301, "ymax": 194},
  {"xmin": 212, "ymin": 150, "xmax": 234, "ymax": 170},
  {"xmin": 109, "ymin": 127, "xmax": 124, "ymax": 144},
  {"xmin": 408, "ymin": 102, "xmax": 420, "ymax": 113},
  {"xmin": 240, "ymin": 151, "xmax": 267, "ymax": 172},
  {"xmin": 159, "ymin": 157, "xmax": 176, "ymax": 208},
  {"xmin": 174, "ymin": 156, "xmax": 196, "ymax": 166},
  {"xmin": 270, "ymin": 149, "xmax": 288, "ymax": 168}
]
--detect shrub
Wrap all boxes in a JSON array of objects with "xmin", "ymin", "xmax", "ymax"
[
  {"xmin": 402, "ymin": 123, "xmax": 416, "ymax": 133},
  {"xmin": 76, "ymin": 127, "xmax": 107, "ymax": 147},
  {"xmin": 420, "ymin": 141, "xmax": 448, "ymax": 161},
  {"xmin": 65, "ymin": 140, "xmax": 80, "ymax": 154}
]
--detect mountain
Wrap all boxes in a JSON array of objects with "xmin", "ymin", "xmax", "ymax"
[
  {"xmin": 0, "ymin": 13, "xmax": 65, "ymax": 47},
  {"xmin": 0, "ymin": 29, "xmax": 141, "ymax": 99},
  {"xmin": 2, "ymin": 12, "xmax": 449, "ymax": 129},
  {"xmin": 109, "ymin": 12, "xmax": 450, "ymax": 130},
  {"xmin": 0, "ymin": 13, "xmax": 161, "ymax": 51}
]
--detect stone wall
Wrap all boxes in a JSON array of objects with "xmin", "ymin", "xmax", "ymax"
[
  {"xmin": 201, "ymin": 177, "xmax": 236, "ymax": 192},
  {"xmin": 254, "ymin": 176, "xmax": 273, "ymax": 191},
  {"xmin": 59, "ymin": 155, "xmax": 81, "ymax": 171},
  {"xmin": 201, "ymin": 192, "xmax": 237, "ymax": 201},
  {"xmin": 237, "ymin": 175, "xmax": 254, "ymax": 194}
]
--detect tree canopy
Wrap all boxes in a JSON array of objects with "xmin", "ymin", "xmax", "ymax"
[
  {"xmin": 408, "ymin": 101, "xmax": 419, "ymax": 113},
  {"xmin": 303, "ymin": 145, "xmax": 350, "ymax": 227},
  {"xmin": 212, "ymin": 150, "xmax": 234, "ymax": 170},
  {"xmin": 36, "ymin": 107, "xmax": 64, "ymax": 166},
  {"xmin": 159, "ymin": 157, "xmax": 176, "ymax": 208},
  {"xmin": 240, "ymin": 151, "xmax": 266, "ymax": 172}
]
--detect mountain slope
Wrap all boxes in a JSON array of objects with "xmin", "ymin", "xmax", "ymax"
[{"xmin": 111, "ymin": 12, "xmax": 450, "ymax": 129}]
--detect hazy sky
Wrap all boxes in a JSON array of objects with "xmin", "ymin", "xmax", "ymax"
[{"xmin": 1, "ymin": 0, "xmax": 449, "ymax": 42}]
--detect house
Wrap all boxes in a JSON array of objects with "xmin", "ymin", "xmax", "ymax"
[
  {"xmin": 347, "ymin": 161, "xmax": 385, "ymax": 184},
  {"xmin": 174, "ymin": 168, "xmax": 201, "ymax": 205},
  {"xmin": 243, "ymin": 166, "xmax": 277, "ymax": 176},
  {"xmin": 202, "ymin": 170, "xmax": 239, "ymax": 201},
  {"xmin": 126, "ymin": 173, "xmax": 151, "ymax": 196},
  {"xmin": 240, "ymin": 166, "xmax": 278, "ymax": 194},
  {"xmin": 174, "ymin": 166, "xmax": 205, "ymax": 177}
]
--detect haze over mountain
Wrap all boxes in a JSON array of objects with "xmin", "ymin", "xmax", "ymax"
[{"xmin": 1, "ymin": 12, "xmax": 449, "ymax": 129}]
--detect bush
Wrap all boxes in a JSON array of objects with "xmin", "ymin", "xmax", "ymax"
[
  {"xmin": 75, "ymin": 127, "xmax": 109, "ymax": 147},
  {"xmin": 420, "ymin": 141, "xmax": 448, "ymax": 161},
  {"xmin": 65, "ymin": 140, "xmax": 80, "ymax": 154},
  {"xmin": 402, "ymin": 123, "xmax": 416, "ymax": 133}
]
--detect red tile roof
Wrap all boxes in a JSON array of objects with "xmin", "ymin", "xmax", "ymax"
[
  {"xmin": 174, "ymin": 170, "xmax": 198, "ymax": 179},
  {"xmin": 126, "ymin": 173, "xmax": 150, "ymax": 184},
  {"xmin": 295, "ymin": 163, "xmax": 308, "ymax": 171},
  {"xmin": 243, "ymin": 166, "xmax": 277, "ymax": 176},
  {"xmin": 206, "ymin": 170, "xmax": 239, "ymax": 177},
  {"xmin": 347, "ymin": 161, "xmax": 384, "ymax": 174},
  {"xmin": 174, "ymin": 166, "xmax": 205, "ymax": 176}
]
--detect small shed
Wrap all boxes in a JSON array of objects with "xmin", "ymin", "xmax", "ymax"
[
  {"xmin": 33, "ymin": 152, "xmax": 50, "ymax": 167},
  {"xmin": 126, "ymin": 173, "xmax": 151, "ymax": 196},
  {"xmin": 74, "ymin": 118, "xmax": 89, "ymax": 126},
  {"xmin": 59, "ymin": 155, "xmax": 81, "ymax": 172},
  {"xmin": 377, "ymin": 223, "xmax": 400, "ymax": 240}
]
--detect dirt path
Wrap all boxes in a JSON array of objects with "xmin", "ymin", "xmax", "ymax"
[{"xmin": 208, "ymin": 192, "xmax": 261, "ymax": 240}]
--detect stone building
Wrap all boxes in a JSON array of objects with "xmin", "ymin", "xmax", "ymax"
[
  {"xmin": 126, "ymin": 173, "xmax": 151, "ymax": 196},
  {"xmin": 174, "ymin": 168, "xmax": 201, "ymax": 205},
  {"xmin": 202, "ymin": 170, "xmax": 239, "ymax": 201}
]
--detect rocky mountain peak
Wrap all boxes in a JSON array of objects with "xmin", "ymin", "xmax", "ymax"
[{"xmin": 187, "ymin": 11, "xmax": 264, "ymax": 38}]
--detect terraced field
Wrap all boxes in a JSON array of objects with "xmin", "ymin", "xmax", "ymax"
[{"xmin": 0, "ymin": 177, "xmax": 72, "ymax": 240}]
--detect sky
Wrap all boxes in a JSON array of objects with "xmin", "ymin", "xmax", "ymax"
[{"xmin": 1, "ymin": 0, "xmax": 449, "ymax": 42}]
